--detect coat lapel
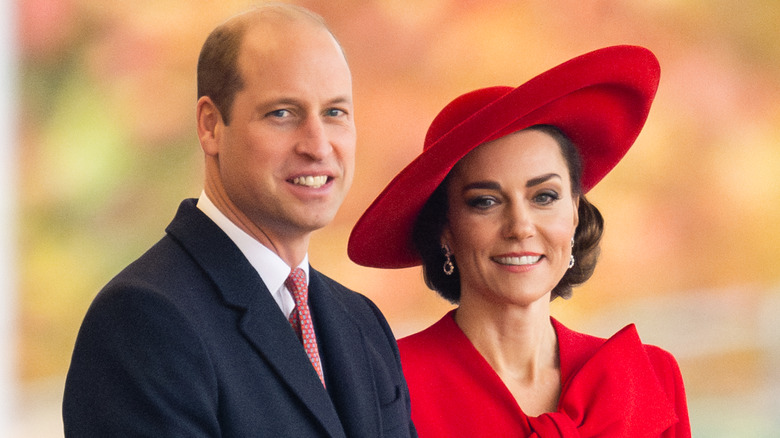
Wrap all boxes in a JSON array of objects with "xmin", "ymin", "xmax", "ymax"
[
  {"xmin": 308, "ymin": 271, "xmax": 382, "ymax": 437},
  {"xmin": 165, "ymin": 200, "xmax": 346, "ymax": 438},
  {"xmin": 238, "ymin": 294, "xmax": 346, "ymax": 438}
]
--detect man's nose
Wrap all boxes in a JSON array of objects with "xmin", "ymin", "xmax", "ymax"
[{"xmin": 296, "ymin": 116, "xmax": 332, "ymax": 160}]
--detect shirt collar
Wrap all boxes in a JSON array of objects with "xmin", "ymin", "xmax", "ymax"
[{"xmin": 196, "ymin": 191, "xmax": 308, "ymax": 317}]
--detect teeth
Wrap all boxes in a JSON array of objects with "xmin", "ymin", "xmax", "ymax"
[
  {"xmin": 493, "ymin": 255, "xmax": 541, "ymax": 266},
  {"xmin": 292, "ymin": 175, "xmax": 328, "ymax": 188}
]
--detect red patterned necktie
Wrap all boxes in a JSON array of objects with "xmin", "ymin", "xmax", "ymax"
[{"xmin": 285, "ymin": 268, "xmax": 325, "ymax": 387}]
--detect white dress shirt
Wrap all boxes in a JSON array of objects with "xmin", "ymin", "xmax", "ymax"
[{"xmin": 196, "ymin": 191, "xmax": 307, "ymax": 319}]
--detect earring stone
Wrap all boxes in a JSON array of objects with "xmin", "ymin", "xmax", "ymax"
[{"xmin": 442, "ymin": 244, "xmax": 455, "ymax": 276}]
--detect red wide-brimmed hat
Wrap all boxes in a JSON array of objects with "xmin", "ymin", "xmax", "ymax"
[{"xmin": 348, "ymin": 45, "xmax": 660, "ymax": 269}]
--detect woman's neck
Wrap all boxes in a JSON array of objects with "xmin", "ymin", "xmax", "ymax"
[{"xmin": 454, "ymin": 296, "xmax": 561, "ymax": 415}]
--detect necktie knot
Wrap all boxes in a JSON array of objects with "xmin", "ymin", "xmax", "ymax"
[{"xmin": 285, "ymin": 267, "xmax": 308, "ymax": 306}]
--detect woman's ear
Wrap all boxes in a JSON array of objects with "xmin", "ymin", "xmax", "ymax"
[
  {"xmin": 196, "ymin": 96, "xmax": 223, "ymax": 156},
  {"xmin": 441, "ymin": 226, "xmax": 453, "ymax": 253}
]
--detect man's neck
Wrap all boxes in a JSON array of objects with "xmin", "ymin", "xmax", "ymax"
[{"xmin": 200, "ymin": 186, "xmax": 310, "ymax": 268}]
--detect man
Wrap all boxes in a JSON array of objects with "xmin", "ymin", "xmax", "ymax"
[{"xmin": 63, "ymin": 4, "xmax": 416, "ymax": 437}]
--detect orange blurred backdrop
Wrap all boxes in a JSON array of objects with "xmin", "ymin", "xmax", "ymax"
[{"xmin": 17, "ymin": 0, "xmax": 780, "ymax": 435}]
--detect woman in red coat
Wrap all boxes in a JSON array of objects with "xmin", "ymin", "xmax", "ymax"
[{"xmin": 348, "ymin": 45, "xmax": 691, "ymax": 437}]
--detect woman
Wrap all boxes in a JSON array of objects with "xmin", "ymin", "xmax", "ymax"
[{"xmin": 348, "ymin": 46, "xmax": 691, "ymax": 437}]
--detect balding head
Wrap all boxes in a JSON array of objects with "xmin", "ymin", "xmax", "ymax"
[{"xmin": 196, "ymin": 3, "xmax": 345, "ymax": 125}]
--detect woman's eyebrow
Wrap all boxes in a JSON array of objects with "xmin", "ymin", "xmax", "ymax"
[
  {"xmin": 462, "ymin": 181, "xmax": 501, "ymax": 192},
  {"xmin": 460, "ymin": 173, "xmax": 562, "ymax": 193},
  {"xmin": 526, "ymin": 173, "xmax": 561, "ymax": 188}
]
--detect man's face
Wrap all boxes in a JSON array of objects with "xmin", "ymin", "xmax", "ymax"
[{"xmin": 214, "ymin": 21, "xmax": 356, "ymax": 243}]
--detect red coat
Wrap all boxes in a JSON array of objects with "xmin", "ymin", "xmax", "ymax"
[{"xmin": 398, "ymin": 311, "xmax": 691, "ymax": 437}]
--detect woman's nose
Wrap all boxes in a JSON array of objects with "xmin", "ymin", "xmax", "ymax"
[{"xmin": 502, "ymin": 203, "xmax": 535, "ymax": 240}]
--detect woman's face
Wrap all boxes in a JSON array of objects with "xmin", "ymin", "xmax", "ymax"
[{"xmin": 443, "ymin": 129, "xmax": 579, "ymax": 309}]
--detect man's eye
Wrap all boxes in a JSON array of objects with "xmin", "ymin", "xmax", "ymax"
[
  {"xmin": 325, "ymin": 108, "xmax": 346, "ymax": 117},
  {"xmin": 268, "ymin": 109, "xmax": 291, "ymax": 118}
]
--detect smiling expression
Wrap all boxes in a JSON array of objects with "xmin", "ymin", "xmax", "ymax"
[
  {"xmin": 443, "ymin": 129, "xmax": 579, "ymax": 308},
  {"xmin": 210, "ymin": 17, "xmax": 356, "ymax": 244}
]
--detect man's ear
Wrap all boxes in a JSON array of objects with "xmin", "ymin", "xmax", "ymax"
[{"xmin": 196, "ymin": 96, "xmax": 223, "ymax": 156}]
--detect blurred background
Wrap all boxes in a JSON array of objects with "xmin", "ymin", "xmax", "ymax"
[{"xmin": 10, "ymin": 0, "xmax": 780, "ymax": 435}]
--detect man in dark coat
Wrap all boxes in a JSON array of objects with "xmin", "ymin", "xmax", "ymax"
[{"xmin": 62, "ymin": 4, "xmax": 416, "ymax": 437}]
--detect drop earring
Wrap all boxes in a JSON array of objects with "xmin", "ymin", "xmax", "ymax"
[
  {"xmin": 442, "ymin": 244, "xmax": 455, "ymax": 276},
  {"xmin": 568, "ymin": 237, "xmax": 575, "ymax": 269}
]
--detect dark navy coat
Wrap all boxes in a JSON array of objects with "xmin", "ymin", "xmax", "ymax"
[{"xmin": 63, "ymin": 199, "xmax": 415, "ymax": 437}]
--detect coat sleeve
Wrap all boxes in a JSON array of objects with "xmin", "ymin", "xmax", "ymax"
[
  {"xmin": 646, "ymin": 345, "xmax": 692, "ymax": 438},
  {"xmin": 63, "ymin": 284, "xmax": 220, "ymax": 437}
]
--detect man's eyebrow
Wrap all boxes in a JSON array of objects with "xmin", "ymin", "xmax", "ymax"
[
  {"xmin": 261, "ymin": 98, "xmax": 302, "ymax": 108},
  {"xmin": 323, "ymin": 96, "xmax": 353, "ymax": 109},
  {"xmin": 257, "ymin": 96, "xmax": 352, "ymax": 110}
]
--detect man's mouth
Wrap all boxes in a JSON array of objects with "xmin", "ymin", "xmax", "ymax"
[{"xmin": 291, "ymin": 175, "xmax": 329, "ymax": 189}]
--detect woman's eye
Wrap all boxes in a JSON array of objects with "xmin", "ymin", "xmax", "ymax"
[
  {"xmin": 467, "ymin": 196, "xmax": 497, "ymax": 209},
  {"xmin": 534, "ymin": 191, "xmax": 560, "ymax": 205}
]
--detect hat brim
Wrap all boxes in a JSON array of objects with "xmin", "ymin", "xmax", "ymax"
[{"xmin": 348, "ymin": 45, "xmax": 660, "ymax": 269}]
